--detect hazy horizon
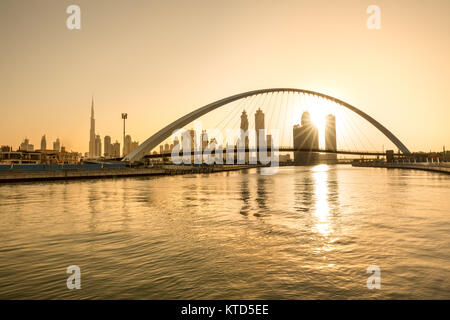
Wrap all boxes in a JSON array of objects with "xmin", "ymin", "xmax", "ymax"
[{"xmin": 1, "ymin": 0, "xmax": 449, "ymax": 153}]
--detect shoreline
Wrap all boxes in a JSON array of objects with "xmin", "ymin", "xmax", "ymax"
[
  {"xmin": 0, "ymin": 164, "xmax": 266, "ymax": 184},
  {"xmin": 352, "ymin": 162, "xmax": 450, "ymax": 174}
]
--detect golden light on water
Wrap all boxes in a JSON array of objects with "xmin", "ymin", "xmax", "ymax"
[
  {"xmin": 312, "ymin": 165, "xmax": 332, "ymax": 237},
  {"xmin": 312, "ymin": 164, "xmax": 329, "ymax": 172},
  {"xmin": 0, "ymin": 0, "xmax": 449, "ymax": 301}
]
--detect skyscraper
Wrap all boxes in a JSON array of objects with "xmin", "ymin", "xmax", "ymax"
[
  {"xmin": 181, "ymin": 130, "xmax": 196, "ymax": 150},
  {"xmin": 40, "ymin": 135, "xmax": 46, "ymax": 151},
  {"xmin": 124, "ymin": 134, "xmax": 132, "ymax": 156},
  {"xmin": 53, "ymin": 138, "xmax": 61, "ymax": 152},
  {"xmin": 240, "ymin": 110, "xmax": 249, "ymax": 133},
  {"xmin": 130, "ymin": 141, "xmax": 139, "ymax": 153},
  {"xmin": 293, "ymin": 111, "xmax": 319, "ymax": 165},
  {"xmin": 239, "ymin": 110, "xmax": 249, "ymax": 163},
  {"xmin": 255, "ymin": 108, "xmax": 265, "ymax": 149},
  {"xmin": 95, "ymin": 135, "xmax": 102, "ymax": 157},
  {"xmin": 255, "ymin": 108, "xmax": 265, "ymax": 163},
  {"xmin": 19, "ymin": 138, "xmax": 34, "ymax": 152},
  {"xmin": 179, "ymin": 130, "xmax": 196, "ymax": 163},
  {"xmin": 325, "ymin": 114, "xmax": 337, "ymax": 163},
  {"xmin": 89, "ymin": 97, "xmax": 96, "ymax": 157},
  {"xmin": 104, "ymin": 135, "xmax": 112, "ymax": 157},
  {"xmin": 112, "ymin": 141, "xmax": 121, "ymax": 158},
  {"xmin": 201, "ymin": 130, "xmax": 209, "ymax": 151},
  {"xmin": 189, "ymin": 129, "xmax": 196, "ymax": 152}
]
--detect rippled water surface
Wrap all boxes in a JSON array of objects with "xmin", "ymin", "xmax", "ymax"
[{"xmin": 0, "ymin": 165, "xmax": 449, "ymax": 299}]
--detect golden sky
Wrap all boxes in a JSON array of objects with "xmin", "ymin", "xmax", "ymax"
[{"xmin": 1, "ymin": 0, "xmax": 449, "ymax": 153}]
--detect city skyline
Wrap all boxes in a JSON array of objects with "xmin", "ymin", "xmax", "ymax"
[
  {"xmin": 3, "ymin": 93, "xmax": 443, "ymax": 158},
  {"xmin": 1, "ymin": 0, "xmax": 449, "ymax": 153},
  {"xmin": 1, "ymin": 0, "xmax": 449, "ymax": 303}
]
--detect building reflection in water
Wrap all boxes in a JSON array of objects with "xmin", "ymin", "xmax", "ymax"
[
  {"xmin": 255, "ymin": 175, "xmax": 267, "ymax": 213},
  {"xmin": 294, "ymin": 170, "xmax": 314, "ymax": 213},
  {"xmin": 240, "ymin": 173, "xmax": 250, "ymax": 216},
  {"xmin": 87, "ymin": 182, "xmax": 99, "ymax": 233},
  {"xmin": 182, "ymin": 178, "xmax": 199, "ymax": 208}
]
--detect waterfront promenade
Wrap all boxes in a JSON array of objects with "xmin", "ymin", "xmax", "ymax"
[
  {"xmin": 0, "ymin": 164, "xmax": 259, "ymax": 183},
  {"xmin": 352, "ymin": 161, "xmax": 450, "ymax": 174}
]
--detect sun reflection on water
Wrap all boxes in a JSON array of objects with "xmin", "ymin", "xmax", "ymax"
[
  {"xmin": 312, "ymin": 165, "xmax": 331, "ymax": 237},
  {"xmin": 312, "ymin": 164, "xmax": 329, "ymax": 172}
]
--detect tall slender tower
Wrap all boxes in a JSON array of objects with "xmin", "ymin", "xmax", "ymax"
[
  {"xmin": 95, "ymin": 134, "xmax": 102, "ymax": 157},
  {"xmin": 255, "ymin": 108, "xmax": 265, "ymax": 163},
  {"xmin": 325, "ymin": 114, "xmax": 337, "ymax": 162},
  {"xmin": 240, "ymin": 110, "xmax": 249, "ymax": 145},
  {"xmin": 239, "ymin": 110, "xmax": 249, "ymax": 163},
  {"xmin": 255, "ymin": 108, "xmax": 265, "ymax": 149},
  {"xmin": 201, "ymin": 130, "xmax": 209, "ymax": 151},
  {"xmin": 104, "ymin": 135, "xmax": 112, "ymax": 157},
  {"xmin": 40, "ymin": 135, "xmax": 47, "ymax": 151},
  {"xmin": 292, "ymin": 111, "xmax": 319, "ymax": 165},
  {"xmin": 89, "ymin": 97, "xmax": 96, "ymax": 157}
]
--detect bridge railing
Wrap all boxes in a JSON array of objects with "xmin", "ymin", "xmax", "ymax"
[{"xmin": 143, "ymin": 146, "xmax": 393, "ymax": 159}]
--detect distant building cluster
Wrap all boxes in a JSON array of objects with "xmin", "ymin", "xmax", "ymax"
[
  {"xmin": 155, "ymin": 108, "xmax": 280, "ymax": 164},
  {"xmin": 2, "ymin": 98, "xmax": 448, "ymax": 166},
  {"xmin": 0, "ymin": 97, "xmax": 141, "ymax": 165},
  {"xmin": 88, "ymin": 98, "xmax": 138, "ymax": 159},
  {"xmin": 153, "ymin": 108, "xmax": 337, "ymax": 165},
  {"xmin": 18, "ymin": 136, "xmax": 63, "ymax": 153},
  {"xmin": 1, "ymin": 136, "xmax": 81, "ymax": 165}
]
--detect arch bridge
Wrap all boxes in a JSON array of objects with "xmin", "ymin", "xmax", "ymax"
[{"xmin": 123, "ymin": 88, "xmax": 410, "ymax": 162}]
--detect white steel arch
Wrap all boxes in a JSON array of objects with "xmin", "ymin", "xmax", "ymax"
[{"xmin": 123, "ymin": 88, "xmax": 410, "ymax": 162}]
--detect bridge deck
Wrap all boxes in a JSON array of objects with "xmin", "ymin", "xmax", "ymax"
[{"xmin": 145, "ymin": 147, "xmax": 393, "ymax": 159}]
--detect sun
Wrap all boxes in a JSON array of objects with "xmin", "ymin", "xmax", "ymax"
[
  {"xmin": 292, "ymin": 95, "xmax": 342, "ymax": 149},
  {"xmin": 308, "ymin": 101, "xmax": 328, "ymax": 149},
  {"xmin": 310, "ymin": 111, "xmax": 326, "ymax": 134}
]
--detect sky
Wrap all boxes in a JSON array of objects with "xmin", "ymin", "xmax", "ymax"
[{"xmin": 1, "ymin": 0, "xmax": 449, "ymax": 153}]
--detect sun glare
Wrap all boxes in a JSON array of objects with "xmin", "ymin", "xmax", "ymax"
[
  {"xmin": 307, "ymin": 99, "xmax": 330, "ymax": 149},
  {"xmin": 286, "ymin": 94, "xmax": 344, "ymax": 149},
  {"xmin": 310, "ymin": 111, "xmax": 326, "ymax": 134}
]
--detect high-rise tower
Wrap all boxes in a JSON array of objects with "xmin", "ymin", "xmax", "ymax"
[
  {"xmin": 239, "ymin": 110, "xmax": 249, "ymax": 163},
  {"xmin": 124, "ymin": 134, "xmax": 132, "ymax": 156},
  {"xmin": 95, "ymin": 135, "xmax": 102, "ymax": 157},
  {"xmin": 104, "ymin": 135, "xmax": 112, "ymax": 157},
  {"xmin": 53, "ymin": 138, "xmax": 61, "ymax": 152},
  {"xmin": 201, "ymin": 130, "xmax": 209, "ymax": 151},
  {"xmin": 293, "ymin": 111, "xmax": 319, "ymax": 165},
  {"xmin": 255, "ymin": 108, "xmax": 266, "ymax": 163},
  {"xmin": 40, "ymin": 135, "xmax": 47, "ymax": 151},
  {"xmin": 240, "ymin": 110, "xmax": 249, "ymax": 133},
  {"xmin": 325, "ymin": 114, "xmax": 337, "ymax": 163},
  {"xmin": 89, "ymin": 97, "xmax": 96, "ymax": 157},
  {"xmin": 255, "ymin": 108, "xmax": 265, "ymax": 148}
]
